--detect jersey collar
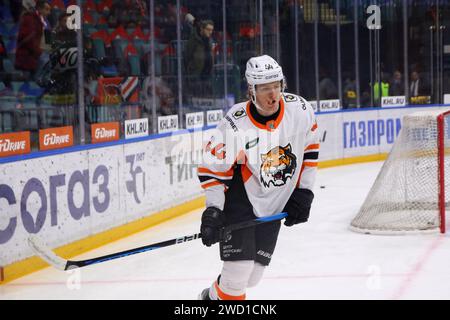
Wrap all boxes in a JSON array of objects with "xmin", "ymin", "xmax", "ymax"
[{"xmin": 246, "ymin": 98, "xmax": 285, "ymax": 131}]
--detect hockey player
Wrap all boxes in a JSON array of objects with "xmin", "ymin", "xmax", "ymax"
[{"xmin": 197, "ymin": 55, "xmax": 319, "ymax": 300}]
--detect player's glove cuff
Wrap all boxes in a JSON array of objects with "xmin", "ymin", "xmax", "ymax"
[
  {"xmin": 200, "ymin": 207, "xmax": 225, "ymax": 246},
  {"xmin": 283, "ymin": 188, "xmax": 314, "ymax": 227}
]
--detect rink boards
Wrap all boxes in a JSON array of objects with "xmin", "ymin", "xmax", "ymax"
[{"xmin": 0, "ymin": 104, "xmax": 447, "ymax": 283}]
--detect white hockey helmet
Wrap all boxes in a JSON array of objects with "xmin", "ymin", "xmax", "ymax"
[
  {"xmin": 245, "ymin": 55, "xmax": 284, "ymax": 87},
  {"xmin": 245, "ymin": 55, "xmax": 286, "ymax": 109},
  {"xmin": 245, "ymin": 55, "xmax": 285, "ymax": 108}
]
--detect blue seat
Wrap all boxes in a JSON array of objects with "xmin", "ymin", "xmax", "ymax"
[
  {"xmin": 128, "ymin": 55, "xmax": 141, "ymax": 76},
  {"xmin": 19, "ymin": 82, "xmax": 45, "ymax": 97},
  {"xmin": 112, "ymin": 38, "xmax": 128, "ymax": 60},
  {"xmin": 2, "ymin": 59, "xmax": 14, "ymax": 73},
  {"xmin": 11, "ymin": 81, "xmax": 24, "ymax": 95},
  {"xmin": 89, "ymin": 10, "xmax": 100, "ymax": 25},
  {"xmin": 6, "ymin": 38, "xmax": 17, "ymax": 54},
  {"xmin": 83, "ymin": 24, "xmax": 96, "ymax": 37},
  {"xmin": 0, "ymin": 24, "xmax": 8, "ymax": 36},
  {"xmin": 100, "ymin": 65, "xmax": 118, "ymax": 77},
  {"xmin": 92, "ymin": 38, "xmax": 106, "ymax": 59},
  {"xmin": 132, "ymin": 39, "xmax": 145, "ymax": 57},
  {"xmin": 6, "ymin": 24, "xmax": 18, "ymax": 37},
  {"xmin": 0, "ymin": 6, "xmax": 13, "ymax": 23}
]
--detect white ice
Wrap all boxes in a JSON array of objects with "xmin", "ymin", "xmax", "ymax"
[{"xmin": 2, "ymin": 161, "xmax": 450, "ymax": 300}]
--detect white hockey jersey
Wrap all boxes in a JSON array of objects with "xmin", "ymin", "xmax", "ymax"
[{"xmin": 198, "ymin": 93, "xmax": 319, "ymax": 218}]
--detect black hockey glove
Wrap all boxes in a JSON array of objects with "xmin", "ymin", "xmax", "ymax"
[
  {"xmin": 283, "ymin": 188, "xmax": 314, "ymax": 227},
  {"xmin": 200, "ymin": 207, "xmax": 225, "ymax": 247}
]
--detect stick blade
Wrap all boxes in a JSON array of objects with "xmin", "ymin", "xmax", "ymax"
[{"xmin": 28, "ymin": 237, "xmax": 67, "ymax": 271}]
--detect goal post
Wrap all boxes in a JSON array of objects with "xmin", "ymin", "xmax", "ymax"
[
  {"xmin": 437, "ymin": 111, "xmax": 447, "ymax": 233},
  {"xmin": 350, "ymin": 108, "xmax": 450, "ymax": 235}
]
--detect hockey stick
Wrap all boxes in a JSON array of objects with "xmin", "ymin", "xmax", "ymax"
[{"xmin": 28, "ymin": 212, "xmax": 288, "ymax": 271}]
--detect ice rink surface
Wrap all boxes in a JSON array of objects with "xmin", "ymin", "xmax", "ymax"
[{"xmin": 2, "ymin": 160, "xmax": 450, "ymax": 300}]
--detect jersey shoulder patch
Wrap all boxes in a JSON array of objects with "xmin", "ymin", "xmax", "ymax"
[
  {"xmin": 231, "ymin": 108, "xmax": 247, "ymax": 120},
  {"xmin": 283, "ymin": 93, "xmax": 299, "ymax": 103}
]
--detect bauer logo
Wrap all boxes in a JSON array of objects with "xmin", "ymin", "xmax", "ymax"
[
  {"xmin": 39, "ymin": 126, "xmax": 73, "ymax": 151},
  {"xmin": 91, "ymin": 122, "xmax": 120, "ymax": 143},
  {"xmin": 0, "ymin": 131, "xmax": 30, "ymax": 157},
  {"xmin": 125, "ymin": 118, "xmax": 148, "ymax": 139}
]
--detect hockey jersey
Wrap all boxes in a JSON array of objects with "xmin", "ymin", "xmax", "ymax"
[{"xmin": 198, "ymin": 93, "xmax": 319, "ymax": 218}]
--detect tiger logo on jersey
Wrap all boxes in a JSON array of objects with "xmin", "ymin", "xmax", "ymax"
[{"xmin": 260, "ymin": 144, "xmax": 297, "ymax": 188}]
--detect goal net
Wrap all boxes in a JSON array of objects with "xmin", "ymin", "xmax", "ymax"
[{"xmin": 350, "ymin": 108, "xmax": 450, "ymax": 234}]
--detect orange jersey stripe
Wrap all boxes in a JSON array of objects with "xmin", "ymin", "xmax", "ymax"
[
  {"xmin": 241, "ymin": 163, "xmax": 252, "ymax": 183},
  {"xmin": 296, "ymin": 164, "xmax": 306, "ymax": 187},
  {"xmin": 311, "ymin": 122, "xmax": 318, "ymax": 132},
  {"xmin": 305, "ymin": 143, "xmax": 320, "ymax": 151},
  {"xmin": 198, "ymin": 166, "xmax": 234, "ymax": 177},
  {"xmin": 201, "ymin": 180, "xmax": 224, "ymax": 189},
  {"xmin": 214, "ymin": 282, "xmax": 246, "ymax": 300}
]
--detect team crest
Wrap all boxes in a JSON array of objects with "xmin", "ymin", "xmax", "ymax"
[{"xmin": 260, "ymin": 144, "xmax": 297, "ymax": 188}]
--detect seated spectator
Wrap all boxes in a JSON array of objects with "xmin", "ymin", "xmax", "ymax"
[
  {"xmin": 91, "ymin": 29, "xmax": 111, "ymax": 47},
  {"xmin": 83, "ymin": 0, "xmax": 97, "ymax": 12},
  {"xmin": 110, "ymin": 25, "xmax": 130, "ymax": 41},
  {"xmin": 130, "ymin": 26, "xmax": 150, "ymax": 41},
  {"xmin": 97, "ymin": 0, "xmax": 113, "ymax": 13}
]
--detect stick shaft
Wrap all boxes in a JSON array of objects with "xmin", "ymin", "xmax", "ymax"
[
  {"xmin": 68, "ymin": 213, "xmax": 287, "ymax": 269},
  {"xmin": 30, "ymin": 212, "xmax": 287, "ymax": 270}
]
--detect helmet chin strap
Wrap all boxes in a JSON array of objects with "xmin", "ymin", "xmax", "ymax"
[{"xmin": 250, "ymin": 92, "xmax": 266, "ymax": 112}]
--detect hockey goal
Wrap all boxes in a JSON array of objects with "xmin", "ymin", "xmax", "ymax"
[{"xmin": 350, "ymin": 108, "xmax": 450, "ymax": 234}]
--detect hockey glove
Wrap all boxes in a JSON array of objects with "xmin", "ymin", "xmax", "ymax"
[
  {"xmin": 283, "ymin": 188, "xmax": 314, "ymax": 227},
  {"xmin": 200, "ymin": 207, "xmax": 225, "ymax": 246}
]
